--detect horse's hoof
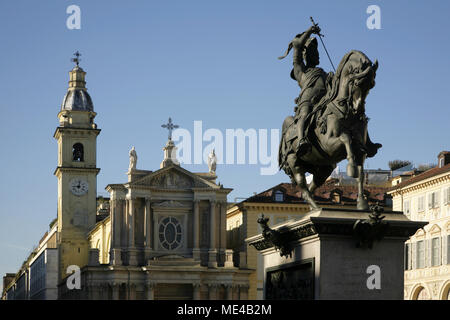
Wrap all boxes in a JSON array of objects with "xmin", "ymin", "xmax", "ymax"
[{"xmin": 357, "ymin": 198, "xmax": 369, "ymax": 211}]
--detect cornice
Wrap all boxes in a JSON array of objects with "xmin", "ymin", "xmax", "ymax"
[
  {"xmin": 88, "ymin": 215, "xmax": 111, "ymax": 238},
  {"xmin": 53, "ymin": 126, "xmax": 101, "ymax": 139},
  {"xmin": 54, "ymin": 166, "xmax": 100, "ymax": 176},
  {"xmin": 389, "ymin": 173, "xmax": 450, "ymax": 197},
  {"xmin": 242, "ymin": 202, "xmax": 310, "ymax": 213}
]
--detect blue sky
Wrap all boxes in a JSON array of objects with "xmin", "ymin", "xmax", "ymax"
[{"xmin": 1, "ymin": 0, "xmax": 449, "ymax": 289}]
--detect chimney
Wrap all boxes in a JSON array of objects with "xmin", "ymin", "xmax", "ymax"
[
  {"xmin": 438, "ymin": 151, "xmax": 450, "ymax": 168},
  {"xmin": 3, "ymin": 274, "xmax": 16, "ymax": 293}
]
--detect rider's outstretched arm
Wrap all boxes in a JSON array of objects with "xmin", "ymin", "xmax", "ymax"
[{"xmin": 291, "ymin": 27, "xmax": 315, "ymax": 81}]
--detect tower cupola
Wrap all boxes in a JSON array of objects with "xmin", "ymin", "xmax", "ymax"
[
  {"xmin": 61, "ymin": 51, "xmax": 94, "ymax": 112},
  {"xmin": 58, "ymin": 52, "xmax": 96, "ymax": 129}
]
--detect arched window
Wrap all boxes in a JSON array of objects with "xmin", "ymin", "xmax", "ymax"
[
  {"xmin": 72, "ymin": 143, "xmax": 84, "ymax": 162},
  {"xmin": 413, "ymin": 286, "xmax": 430, "ymax": 300},
  {"xmin": 274, "ymin": 190, "xmax": 284, "ymax": 202}
]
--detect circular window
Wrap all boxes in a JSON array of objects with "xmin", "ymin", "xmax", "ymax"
[{"xmin": 159, "ymin": 217, "xmax": 182, "ymax": 250}]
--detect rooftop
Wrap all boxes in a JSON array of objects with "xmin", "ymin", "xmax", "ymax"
[
  {"xmin": 239, "ymin": 179, "xmax": 390, "ymax": 207},
  {"xmin": 389, "ymin": 163, "xmax": 450, "ymax": 191}
]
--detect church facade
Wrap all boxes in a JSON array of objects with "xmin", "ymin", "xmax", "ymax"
[{"xmin": 2, "ymin": 60, "xmax": 251, "ymax": 300}]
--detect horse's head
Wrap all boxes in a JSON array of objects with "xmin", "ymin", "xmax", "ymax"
[{"xmin": 336, "ymin": 51, "xmax": 378, "ymax": 115}]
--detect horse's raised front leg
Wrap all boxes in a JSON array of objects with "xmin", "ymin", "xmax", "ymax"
[{"xmin": 356, "ymin": 164, "xmax": 369, "ymax": 210}]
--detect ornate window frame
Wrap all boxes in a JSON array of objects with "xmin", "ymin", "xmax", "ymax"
[
  {"xmin": 151, "ymin": 201, "xmax": 191, "ymax": 254},
  {"xmin": 158, "ymin": 216, "xmax": 183, "ymax": 250}
]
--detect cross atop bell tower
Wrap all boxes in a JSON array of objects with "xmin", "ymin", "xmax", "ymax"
[{"xmin": 71, "ymin": 51, "xmax": 81, "ymax": 66}]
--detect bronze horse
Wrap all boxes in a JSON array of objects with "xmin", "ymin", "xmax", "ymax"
[{"xmin": 279, "ymin": 50, "xmax": 382, "ymax": 210}]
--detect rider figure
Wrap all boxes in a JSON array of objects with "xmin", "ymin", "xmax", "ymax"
[{"xmin": 291, "ymin": 25, "xmax": 328, "ymax": 156}]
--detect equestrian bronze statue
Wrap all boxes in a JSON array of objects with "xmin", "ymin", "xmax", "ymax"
[{"xmin": 278, "ymin": 20, "xmax": 382, "ymax": 210}]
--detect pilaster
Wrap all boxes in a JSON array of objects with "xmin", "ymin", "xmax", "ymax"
[
  {"xmin": 193, "ymin": 199, "xmax": 201, "ymax": 261},
  {"xmin": 111, "ymin": 283, "xmax": 120, "ymax": 300},
  {"xmin": 144, "ymin": 198, "xmax": 153, "ymax": 261},
  {"xmin": 193, "ymin": 282, "xmax": 201, "ymax": 300},
  {"xmin": 127, "ymin": 197, "xmax": 138, "ymax": 266},
  {"xmin": 208, "ymin": 200, "xmax": 218, "ymax": 268},
  {"xmin": 239, "ymin": 284, "xmax": 249, "ymax": 300},
  {"xmin": 208, "ymin": 283, "xmax": 218, "ymax": 300},
  {"xmin": 146, "ymin": 282, "xmax": 156, "ymax": 300}
]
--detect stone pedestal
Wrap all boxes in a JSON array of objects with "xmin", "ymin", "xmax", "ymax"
[
  {"xmin": 208, "ymin": 250, "xmax": 218, "ymax": 268},
  {"xmin": 110, "ymin": 248, "xmax": 122, "ymax": 265},
  {"xmin": 224, "ymin": 249, "xmax": 235, "ymax": 268},
  {"xmin": 88, "ymin": 248, "xmax": 100, "ymax": 266},
  {"xmin": 128, "ymin": 249, "xmax": 139, "ymax": 266},
  {"xmin": 192, "ymin": 248, "xmax": 201, "ymax": 261},
  {"xmin": 247, "ymin": 208, "xmax": 427, "ymax": 300}
]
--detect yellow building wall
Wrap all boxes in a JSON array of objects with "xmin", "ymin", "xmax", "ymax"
[
  {"xmin": 227, "ymin": 203, "xmax": 312, "ymax": 300},
  {"xmin": 88, "ymin": 217, "xmax": 111, "ymax": 264},
  {"xmin": 389, "ymin": 172, "xmax": 450, "ymax": 300}
]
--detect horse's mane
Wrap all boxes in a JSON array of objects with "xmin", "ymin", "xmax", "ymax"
[{"xmin": 316, "ymin": 50, "xmax": 366, "ymax": 108}]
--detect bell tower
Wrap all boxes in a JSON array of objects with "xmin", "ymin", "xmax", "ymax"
[{"xmin": 53, "ymin": 52, "xmax": 100, "ymax": 281}]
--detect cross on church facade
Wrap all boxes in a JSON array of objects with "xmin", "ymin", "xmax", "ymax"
[
  {"xmin": 71, "ymin": 51, "xmax": 81, "ymax": 66},
  {"xmin": 161, "ymin": 117, "xmax": 179, "ymax": 140}
]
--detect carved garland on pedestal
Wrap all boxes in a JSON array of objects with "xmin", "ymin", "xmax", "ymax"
[
  {"xmin": 352, "ymin": 204, "xmax": 389, "ymax": 249},
  {"xmin": 254, "ymin": 215, "xmax": 317, "ymax": 258}
]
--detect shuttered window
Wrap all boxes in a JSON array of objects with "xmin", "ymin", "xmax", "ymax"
[
  {"xmin": 417, "ymin": 240, "xmax": 425, "ymax": 269},
  {"xmin": 431, "ymin": 237, "xmax": 441, "ymax": 267},
  {"xmin": 404, "ymin": 200, "xmax": 410, "ymax": 215},
  {"xmin": 444, "ymin": 187, "xmax": 450, "ymax": 205},
  {"xmin": 447, "ymin": 235, "xmax": 450, "ymax": 265},
  {"xmin": 428, "ymin": 192, "xmax": 440, "ymax": 209},
  {"xmin": 417, "ymin": 196, "xmax": 425, "ymax": 212}
]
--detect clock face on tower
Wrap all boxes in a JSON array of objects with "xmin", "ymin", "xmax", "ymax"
[{"xmin": 69, "ymin": 178, "xmax": 89, "ymax": 196}]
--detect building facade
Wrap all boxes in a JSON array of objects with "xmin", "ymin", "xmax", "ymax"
[
  {"xmin": 59, "ymin": 140, "xmax": 252, "ymax": 300},
  {"xmin": 2, "ymin": 60, "xmax": 251, "ymax": 300},
  {"xmin": 388, "ymin": 151, "xmax": 450, "ymax": 300},
  {"xmin": 2, "ymin": 223, "xmax": 59, "ymax": 300}
]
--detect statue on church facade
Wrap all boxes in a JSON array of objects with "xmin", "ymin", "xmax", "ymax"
[
  {"xmin": 278, "ymin": 18, "xmax": 382, "ymax": 210},
  {"xmin": 129, "ymin": 146, "xmax": 137, "ymax": 171},
  {"xmin": 208, "ymin": 149, "xmax": 217, "ymax": 174}
]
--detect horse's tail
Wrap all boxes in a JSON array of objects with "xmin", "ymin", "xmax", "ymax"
[
  {"xmin": 278, "ymin": 116, "xmax": 295, "ymax": 170},
  {"xmin": 278, "ymin": 125, "xmax": 287, "ymax": 170}
]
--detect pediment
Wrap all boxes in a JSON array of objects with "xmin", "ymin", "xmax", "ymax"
[
  {"xmin": 414, "ymin": 228, "xmax": 426, "ymax": 237},
  {"xmin": 131, "ymin": 165, "xmax": 217, "ymax": 189},
  {"xmin": 429, "ymin": 224, "xmax": 442, "ymax": 234}
]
